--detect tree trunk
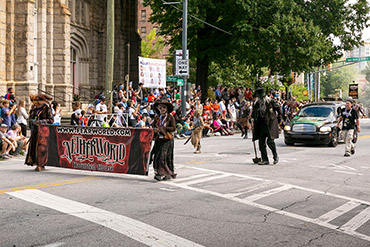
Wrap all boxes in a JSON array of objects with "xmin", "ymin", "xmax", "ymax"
[{"xmin": 196, "ymin": 54, "xmax": 209, "ymax": 103}]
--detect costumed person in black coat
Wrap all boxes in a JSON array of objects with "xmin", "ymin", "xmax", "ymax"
[
  {"xmin": 150, "ymin": 98, "xmax": 177, "ymax": 181},
  {"xmin": 25, "ymin": 94, "xmax": 54, "ymax": 171},
  {"xmin": 252, "ymin": 88, "xmax": 282, "ymax": 165}
]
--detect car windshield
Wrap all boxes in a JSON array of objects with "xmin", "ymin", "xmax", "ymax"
[{"xmin": 298, "ymin": 106, "xmax": 334, "ymax": 118}]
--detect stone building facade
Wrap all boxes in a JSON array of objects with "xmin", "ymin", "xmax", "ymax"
[{"xmin": 0, "ymin": 0, "xmax": 140, "ymax": 110}]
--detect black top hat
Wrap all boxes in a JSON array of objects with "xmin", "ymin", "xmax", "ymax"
[
  {"xmin": 255, "ymin": 88, "xmax": 265, "ymax": 97},
  {"xmin": 153, "ymin": 98, "xmax": 174, "ymax": 114}
]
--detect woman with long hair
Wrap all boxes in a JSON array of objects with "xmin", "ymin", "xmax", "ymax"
[
  {"xmin": 16, "ymin": 100, "xmax": 28, "ymax": 137},
  {"xmin": 150, "ymin": 98, "xmax": 176, "ymax": 181}
]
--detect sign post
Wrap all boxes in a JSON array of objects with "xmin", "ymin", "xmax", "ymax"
[{"xmin": 176, "ymin": 59, "xmax": 189, "ymax": 76}]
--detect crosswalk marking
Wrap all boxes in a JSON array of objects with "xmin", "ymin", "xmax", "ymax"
[
  {"xmin": 340, "ymin": 206, "xmax": 370, "ymax": 232},
  {"xmin": 168, "ymin": 165, "xmax": 370, "ymax": 242},
  {"xmin": 166, "ymin": 179, "xmax": 370, "ymax": 242},
  {"xmin": 180, "ymin": 174, "xmax": 230, "ymax": 186},
  {"xmin": 243, "ymin": 184, "xmax": 293, "ymax": 202},
  {"xmin": 315, "ymin": 201, "xmax": 361, "ymax": 223},
  {"xmin": 174, "ymin": 173, "xmax": 217, "ymax": 183},
  {"xmin": 8, "ymin": 189, "xmax": 204, "ymax": 247},
  {"xmin": 225, "ymin": 181, "xmax": 275, "ymax": 197}
]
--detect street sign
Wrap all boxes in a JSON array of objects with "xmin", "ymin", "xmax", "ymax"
[
  {"xmin": 177, "ymin": 79, "xmax": 184, "ymax": 86},
  {"xmin": 175, "ymin": 50, "xmax": 189, "ymax": 76},
  {"xmin": 176, "ymin": 59, "xmax": 189, "ymax": 76},
  {"xmin": 167, "ymin": 76, "xmax": 181, "ymax": 82},
  {"xmin": 346, "ymin": 56, "xmax": 370, "ymax": 63}
]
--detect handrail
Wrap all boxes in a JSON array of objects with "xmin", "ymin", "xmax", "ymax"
[{"xmin": 70, "ymin": 112, "xmax": 129, "ymax": 128}]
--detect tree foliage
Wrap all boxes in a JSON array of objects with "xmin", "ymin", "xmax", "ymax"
[
  {"xmin": 145, "ymin": 0, "xmax": 370, "ymax": 101},
  {"xmin": 140, "ymin": 28, "xmax": 165, "ymax": 58},
  {"xmin": 320, "ymin": 64, "xmax": 358, "ymax": 99},
  {"xmin": 234, "ymin": 0, "xmax": 370, "ymax": 78}
]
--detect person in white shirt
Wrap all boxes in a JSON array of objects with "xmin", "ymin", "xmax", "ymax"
[
  {"xmin": 95, "ymin": 98, "xmax": 108, "ymax": 122},
  {"xmin": 16, "ymin": 100, "xmax": 28, "ymax": 137},
  {"xmin": 219, "ymin": 99, "xmax": 226, "ymax": 117},
  {"xmin": 51, "ymin": 101, "xmax": 62, "ymax": 125},
  {"xmin": 228, "ymin": 97, "xmax": 237, "ymax": 129}
]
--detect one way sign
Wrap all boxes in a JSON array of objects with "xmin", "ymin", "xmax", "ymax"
[{"xmin": 176, "ymin": 59, "xmax": 189, "ymax": 77}]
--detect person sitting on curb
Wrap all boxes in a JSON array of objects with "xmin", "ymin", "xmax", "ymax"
[{"xmin": 0, "ymin": 124, "xmax": 15, "ymax": 159}]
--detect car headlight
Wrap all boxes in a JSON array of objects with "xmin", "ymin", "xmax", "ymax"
[
  {"xmin": 319, "ymin": 126, "xmax": 331, "ymax": 132},
  {"xmin": 284, "ymin": 126, "xmax": 291, "ymax": 131}
]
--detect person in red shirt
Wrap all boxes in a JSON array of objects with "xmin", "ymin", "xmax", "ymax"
[
  {"xmin": 244, "ymin": 88, "xmax": 253, "ymax": 101},
  {"xmin": 147, "ymin": 92, "xmax": 156, "ymax": 102}
]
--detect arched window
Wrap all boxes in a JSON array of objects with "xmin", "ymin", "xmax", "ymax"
[{"xmin": 70, "ymin": 31, "xmax": 89, "ymax": 96}]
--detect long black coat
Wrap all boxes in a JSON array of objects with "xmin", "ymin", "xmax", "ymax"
[{"xmin": 252, "ymin": 97, "xmax": 282, "ymax": 141}]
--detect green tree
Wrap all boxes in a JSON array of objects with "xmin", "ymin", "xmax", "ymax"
[
  {"xmin": 145, "ymin": 0, "xmax": 369, "ymax": 101},
  {"xmin": 140, "ymin": 28, "xmax": 165, "ymax": 58},
  {"xmin": 320, "ymin": 65, "xmax": 358, "ymax": 99},
  {"xmin": 145, "ymin": 0, "xmax": 238, "ymax": 101},
  {"xmin": 235, "ymin": 0, "xmax": 370, "ymax": 78}
]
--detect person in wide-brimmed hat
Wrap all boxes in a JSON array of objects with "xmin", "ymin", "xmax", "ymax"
[
  {"xmin": 149, "ymin": 98, "xmax": 177, "ymax": 181},
  {"xmin": 153, "ymin": 98, "xmax": 174, "ymax": 115},
  {"xmin": 26, "ymin": 93, "xmax": 54, "ymax": 171}
]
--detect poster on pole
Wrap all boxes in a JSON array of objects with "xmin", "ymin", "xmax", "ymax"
[
  {"xmin": 349, "ymin": 84, "xmax": 359, "ymax": 99},
  {"xmin": 138, "ymin": 56, "xmax": 166, "ymax": 88}
]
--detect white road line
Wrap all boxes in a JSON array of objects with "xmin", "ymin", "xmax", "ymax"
[
  {"xmin": 226, "ymin": 181, "xmax": 275, "ymax": 197},
  {"xmin": 330, "ymin": 164, "xmax": 357, "ymax": 171},
  {"xmin": 174, "ymin": 173, "xmax": 217, "ymax": 183},
  {"xmin": 166, "ymin": 181, "xmax": 370, "ymax": 242},
  {"xmin": 315, "ymin": 201, "xmax": 361, "ymax": 223},
  {"xmin": 180, "ymin": 174, "xmax": 230, "ymax": 186},
  {"xmin": 41, "ymin": 242, "xmax": 65, "ymax": 247},
  {"xmin": 159, "ymin": 188, "xmax": 177, "ymax": 192},
  {"xmin": 335, "ymin": 171, "xmax": 363, "ymax": 176},
  {"xmin": 340, "ymin": 206, "xmax": 370, "ymax": 232},
  {"xmin": 7, "ymin": 189, "xmax": 203, "ymax": 247},
  {"xmin": 180, "ymin": 165, "xmax": 370, "ymax": 206},
  {"xmin": 243, "ymin": 184, "xmax": 293, "ymax": 202}
]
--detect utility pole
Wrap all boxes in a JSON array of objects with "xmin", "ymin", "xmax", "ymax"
[
  {"xmin": 180, "ymin": 0, "xmax": 188, "ymax": 117},
  {"xmin": 105, "ymin": 0, "xmax": 114, "ymax": 112},
  {"xmin": 127, "ymin": 43, "xmax": 130, "ymax": 100}
]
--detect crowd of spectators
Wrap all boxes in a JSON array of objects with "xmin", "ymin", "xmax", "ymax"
[
  {"xmin": 67, "ymin": 84, "xmax": 369, "ymax": 139},
  {"xmin": 0, "ymin": 88, "xmax": 29, "ymax": 159},
  {"xmin": 0, "ymin": 83, "xmax": 369, "ymax": 160}
]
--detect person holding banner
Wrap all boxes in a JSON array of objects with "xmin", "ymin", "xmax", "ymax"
[
  {"xmin": 150, "ymin": 98, "xmax": 177, "ymax": 181},
  {"xmin": 25, "ymin": 94, "xmax": 54, "ymax": 171}
]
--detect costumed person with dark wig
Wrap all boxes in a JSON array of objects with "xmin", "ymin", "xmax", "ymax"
[
  {"xmin": 190, "ymin": 109, "xmax": 204, "ymax": 153},
  {"xmin": 150, "ymin": 98, "xmax": 177, "ymax": 181},
  {"xmin": 25, "ymin": 94, "xmax": 54, "ymax": 171}
]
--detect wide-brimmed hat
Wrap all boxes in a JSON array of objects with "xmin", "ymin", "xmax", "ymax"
[
  {"xmin": 30, "ymin": 94, "xmax": 52, "ymax": 104},
  {"xmin": 153, "ymin": 98, "xmax": 174, "ymax": 114}
]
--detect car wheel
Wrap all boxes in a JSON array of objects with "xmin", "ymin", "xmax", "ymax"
[
  {"xmin": 328, "ymin": 130, "xmax": 338, "ymax": 147},
  {"xmin": 285, "ymin": 140, "xmax": 294, "ymax": 146}
]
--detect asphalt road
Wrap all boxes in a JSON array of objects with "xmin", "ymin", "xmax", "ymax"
[{"xmin": 1, "ymin": 119, "xmax": 370, "ymax": 247}]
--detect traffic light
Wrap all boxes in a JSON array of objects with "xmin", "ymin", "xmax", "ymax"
[
  {"xmin": 328, "ymin": 63, "xmax": 332, "ymax": 72},
  {"xmin": 292, "ymin": 72, "xmax": 295, "ymax": 83}
]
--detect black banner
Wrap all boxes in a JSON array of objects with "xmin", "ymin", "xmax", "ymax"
[{"xmin": 37, "ymin": 124, "xmax": 153, "ymax": 175}]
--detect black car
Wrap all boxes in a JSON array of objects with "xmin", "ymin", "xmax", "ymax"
[{"xmin": 284, "ymin": 102, "xmax": 344, "ymax": 147}]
